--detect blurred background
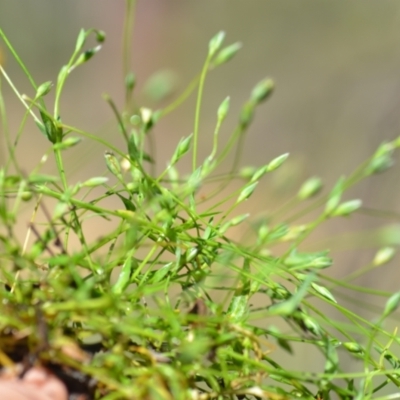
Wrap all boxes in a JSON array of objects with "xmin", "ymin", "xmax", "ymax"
[{"xmin": 1, "ymin": 0, "xmax": 400, "ymax": 375}]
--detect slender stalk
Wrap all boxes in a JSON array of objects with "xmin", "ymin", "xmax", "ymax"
[
  {"xmin": 123, "ymin": 0, "xmax": 136, "ymax": 110},
  {"xmin": 123, "ymin": 0, "xmax": 136, "ymax": 79},
  {"xmin": 161, "ymin": 75, "xmax": 200, "ymax": 117},
  {"xmin": 0, "ymin": 28, "xmax": 39, "ymax": 92},
  {"xmin": 193, "ymin": 56, "xmax": 212, "ymax": 172}
]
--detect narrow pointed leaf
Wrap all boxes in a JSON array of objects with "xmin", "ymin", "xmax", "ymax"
[
  {"xmin": 268, "ymin": 273, "xmax": 315, "ymax": 316},
  {"xmin": 112, "ymin": 252, "xmax": 137, "ymax": 294}
]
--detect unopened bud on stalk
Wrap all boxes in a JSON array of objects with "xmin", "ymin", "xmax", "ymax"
[
  {"xmin": 212, "ymin": 42, "xmax": 242, "ymax": 67},
  {"xmin": 217, "ymin": 96, "xmax": 230, "ymax": 122},
  {"xmin": 104, "ymin": 151, "xmax": 121, "ymax": 177},
  {"xmin": 239, "ymin": 101, "xmax": 255, "ymax": 129},
  {"xmin": 35, "ymin": 81, "xmax": 53, "ymax": 98},
  {"xmin": 125, "ymin": 72, "xmax": 136, "ymax": 92},
  {"xmin": 208, "ymin": 31, "xmax": 225, "ymax": 58},
  {"xmin": 298, "ymin": 177, "xmax": 322, "ymax": 200},
  {"xmin": 250, "ymin": 78, "xmax": 274, "ymax": 104}
]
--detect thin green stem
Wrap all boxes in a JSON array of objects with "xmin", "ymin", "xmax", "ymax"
[
  {"xmin": 53, "ymin": 148, "xmax": 68, "ymax": 190},
  {"xmin": 0, "ymin": 75, "xmax": 19, "ymax": 172},
  {"xmin": 161, "ymin": 75, "xmax": 200, "ymax": 117},
  {"xmin": 103, "ymin": 95, "xmax": 129, "ymax": 142},
  {"xmin": 0, "ymin": 66, "xmax": 41, "ymax": 125},
  {"xmin": 193, "ymin": 55, "xmax": 212, "ymax": 172},
  {"xmin": 0, "ymin": 28, "xmax": 39, "ymax": 93},
  {"xmin": 322, "ymin": 274, "xmax": 390, "ymax": 297},
  {"xmin": 123, "ymin": 0, "xmax": 135, "ymax": 80},
  {"xmin": 216, "ymin": 124, "xmax": 243, "ymax": 166},
  {"xmin": 123, "ymin": 0, "xmax": 136, "ymax": 111}
]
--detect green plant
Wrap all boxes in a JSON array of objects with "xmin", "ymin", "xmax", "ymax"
[{"xmin": 1, "ymin": 2, "xmax": 400, "ymax": 400}]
